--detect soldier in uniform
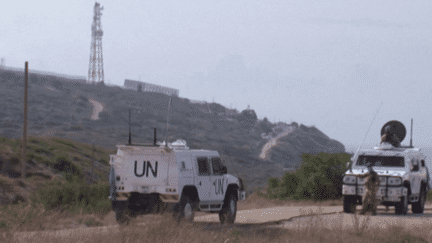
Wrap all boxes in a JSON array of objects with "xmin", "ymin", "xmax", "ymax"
[{"xmin": 356, "ymin": 164, "xmax": 380, "ymax": 215}]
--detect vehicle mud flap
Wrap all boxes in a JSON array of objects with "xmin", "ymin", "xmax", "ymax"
[
  {"xmin": 113, "ymin": 200, "xmax": 131, "ymax": 225},
  {"xmin": 412, "ymin": 187, "xmax": 426, "ymax": 214},
  {"xmin": 109, "ymin": 166, "xmax": 116, "ymax": 201}
]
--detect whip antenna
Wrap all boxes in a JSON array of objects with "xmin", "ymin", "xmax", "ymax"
[
  {"xmin": 164, "ymin": 97, "xmax": 172, "ymax": 147},
  {"xmin": 350, "ymin": 102, "xmax": 384, "ymax": 171}
]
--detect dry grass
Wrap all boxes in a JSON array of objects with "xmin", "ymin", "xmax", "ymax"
[
  {"xmin": 5, "ymin": 210, "xmax": 432, "ymax": 243},
  {"xmin": 1, "ymin": 199, "xmax": 430, "ymax": 243}
]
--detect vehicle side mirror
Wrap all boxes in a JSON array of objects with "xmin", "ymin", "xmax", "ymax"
[{"xmin": 221, "ymin": 166, "xmax": 227, "ymax": 174}]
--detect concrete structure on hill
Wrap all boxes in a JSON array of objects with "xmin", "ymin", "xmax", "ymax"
[{"xmin": 124, "ymin": 79, "xmax": 179, "ymax": 97}]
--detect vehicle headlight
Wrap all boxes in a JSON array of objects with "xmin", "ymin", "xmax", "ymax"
[
  {"xmin": 343, "ymin": 175, "xmax": 356, "ymax": 184},
  {"xmin": 388, "ymin": 177, "xmax": 402, "ymax": 186}
]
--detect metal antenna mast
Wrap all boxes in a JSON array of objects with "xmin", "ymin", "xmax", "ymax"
[{"xmin": 88, "ymin": 2, "xmax": 104, "ymax": 85}]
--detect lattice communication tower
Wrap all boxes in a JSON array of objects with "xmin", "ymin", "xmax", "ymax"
[{"xmin": 88, "ymin": 2, "xmax": 104, "ymax": 84}]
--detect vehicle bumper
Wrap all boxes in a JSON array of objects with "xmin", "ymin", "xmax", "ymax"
[{"xmin": 342, "ymin": 185, "xmax": 408, "ymax": 202}]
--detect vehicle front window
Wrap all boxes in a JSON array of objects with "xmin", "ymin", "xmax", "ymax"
[
  {"xmin": 211, "ymin": 157, "xmax": 224, "ymax": 175},
  {"xmin": 356, "ymin": 155, "xmax": 404, "ymax": 167}
]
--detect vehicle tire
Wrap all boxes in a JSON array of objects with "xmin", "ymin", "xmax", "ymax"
[
  {"xmin": 173, "ymin": 195, "xmax": 195, "ymax": 223},
  {"xmin": 113, "ymin": 201, "xmax": 131, "ymax": 225},
  {"xmin": 412, "ymin": 187, "xmax": 426, "ymax": 214},
  {"xmin": 219, "ymin": 193, "xmax": 237, "ymax": 224},
  {"xmin": 395, "ymin": 195, "xmax": 408, "ymax": 215},
  {"xmin": 343, "ymin": 195, "xmax": 356, "ymax": 213}
]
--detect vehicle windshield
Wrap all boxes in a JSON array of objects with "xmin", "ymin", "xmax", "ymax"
[{"xmin": 356, "ymin": 155, "xmax": 405, "ymax": 167}]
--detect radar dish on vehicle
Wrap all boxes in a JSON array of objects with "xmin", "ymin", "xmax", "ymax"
[{"xmin": 380, "ymin": 120, "xmax": 406, "ymax": 147}]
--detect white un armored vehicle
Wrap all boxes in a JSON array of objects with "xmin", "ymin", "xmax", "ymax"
[
  {"xmin": 343, "ymin": 120, "xmax": 431, "ymax": 215},
  {"xmin": 108, "ymin": 134, "xmax": 245, "ymax": 225}
]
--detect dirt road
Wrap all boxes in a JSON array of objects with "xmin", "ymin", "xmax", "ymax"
[
  {"xmin": 11, "ymin": 204, "xmax": 432, "ymax": 242},
  {"xmin": 88, "ymin": 98, "xmax": 104, "ymax": 120},
  {"xmin": 259, "ymin": 126, "xmax": 293, "ymax": 160}
]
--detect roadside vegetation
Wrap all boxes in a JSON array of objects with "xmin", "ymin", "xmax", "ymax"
[
  {"xmin": 0, "ymin": 136, "xmax": 112, "ymax": 233},
  {"xmin": 263, "ymin": 153, "xmax": 350, "ymax": 202}
]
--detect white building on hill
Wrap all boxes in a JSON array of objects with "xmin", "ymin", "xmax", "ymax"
[{"xmin": 124, "ymin": 79, "xmax": 179, "ymax": 97}]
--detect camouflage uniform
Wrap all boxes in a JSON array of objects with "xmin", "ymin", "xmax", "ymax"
[{"xmin": 358, "ymin": 170, "xmax": 380, "ymax": 215}]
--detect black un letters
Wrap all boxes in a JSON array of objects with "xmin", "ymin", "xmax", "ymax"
[{"xmin": 134, "ymin": 161, "xmax": 158, "ymax": 177}]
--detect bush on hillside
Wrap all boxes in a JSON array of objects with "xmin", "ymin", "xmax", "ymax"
[
  {"xmin": 53, "ymin": 155, "xmax": 82, "ymax": 180},
  {"xmin": 258, "ymin": 119, "xmax": 273, "ymax": 134},
  {"xmin": 31, "ymin": 176, "xmax": 111, "ymax": 214},
  {"xmin": 265, "ymin": 152, "xmax": 351, "ymax": 201}
]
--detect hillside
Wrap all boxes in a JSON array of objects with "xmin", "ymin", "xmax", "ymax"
[{"xmin": 0, "ymin": 67, "xmax": 345, "ymax": 193}]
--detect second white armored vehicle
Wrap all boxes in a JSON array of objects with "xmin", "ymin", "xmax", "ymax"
[
  {"xmin": 109, "ymin": 138, "xmax": 245, "ymax": 225},
  {"xmin": 342, "ymin": 120, "xmax": 430, "ymax": 215}
]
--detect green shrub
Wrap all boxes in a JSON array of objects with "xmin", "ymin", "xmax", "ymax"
[
  {"xmin": 32, "ymin": 177, "xmax": 111, "ymax": 215},
  {"xmin": 427, "ymin": 191, "xmax": 432, "ymax": 201},
  {"xmin": 53, "ymin": 155, "xmax": 82, "ymax": 178},
  {"xmin": 265, "ymin": 152, "xmax": 351, "ymax": 201}
]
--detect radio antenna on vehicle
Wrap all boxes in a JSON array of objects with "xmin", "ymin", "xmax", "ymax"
[
  {"xmin": 164, "ymin": 97, "xmax": 173, "ymax": 147},
  {"xmin": 128, "ymin": 108, "xmax": 132, "ymax": 145},
  {"xmin": 410, "ymin": 118, "xmax": 413, "ymax": 148},
  {"xmin": 350, "ymin": 102, "xmax": 383, "ymax": 171}
]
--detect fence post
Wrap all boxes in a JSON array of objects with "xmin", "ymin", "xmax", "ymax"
[
  {"xmin": 22, "ymin": 62, "xmax": 28, "ymax": 180},
  {"xmin": 92, "ymin": 143, "xmax": 95, "ymax": 184}
]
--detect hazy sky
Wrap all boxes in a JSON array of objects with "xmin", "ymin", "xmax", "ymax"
[{"xmin": 2, "ymin": 0, "xmax": 432, "ymax": 148}]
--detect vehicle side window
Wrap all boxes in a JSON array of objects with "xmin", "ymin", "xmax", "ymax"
[
  {"xmin": 211, "ymin": 157, "xmax": 223, "ymax": 175},
  {"xmin": 197, "ymin": 157, "xmax": 210, "ymax": 176},
  {"xmin": 412, "ymin": 158, "xmax": 419, "ymax": 172}
]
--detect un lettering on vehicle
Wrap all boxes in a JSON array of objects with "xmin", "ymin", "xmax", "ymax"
[
  {"xmin": 134, "ymin": 161, "xmax": 158, "ymax": 177},
  {"xmin": 213, "ymin": 178, "xmax": 224, "ymax": 195}
]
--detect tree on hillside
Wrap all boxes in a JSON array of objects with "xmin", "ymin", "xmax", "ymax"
[
  {"xmin": 237, "ymin": 107, "xmax": 258, "ymax": 130},
  {"xmin": 209, "ymin": 103, "xmax": 226, "ymax": 114},
  {"xmin": 258, "ymin": 117, "xmax": 272, "ymax": 134}
]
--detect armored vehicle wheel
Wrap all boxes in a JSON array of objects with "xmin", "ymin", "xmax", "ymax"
[
  {"xmin": 219, "ymin": 193, "xmax": 237, "ymax": 224},
  {"xmin": 343, "ymin": 195, "xmax": 356, "ymax": 213},
  {"xmin": 173, "ymin": 195, "xmax": 195, "ymax": 223},
  {"xmin": 395, "ymin": 195, "xmax": 408, "ymax": 215},
  {"xmin": 113, "ymin": 201, "xmax": 132, "ymax": 225},
  {"xmin": 412, "ymin": 187, "xmax": 426, "ymax": 214}
]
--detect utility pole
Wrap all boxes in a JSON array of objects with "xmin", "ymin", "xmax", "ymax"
[
  {"xmin": 92, "ymin": 143, "xmax": 95, "ymax": 184},
  {"xmin": 22, "ymin": 62, "xmax": 28, "ymax": 180}
]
